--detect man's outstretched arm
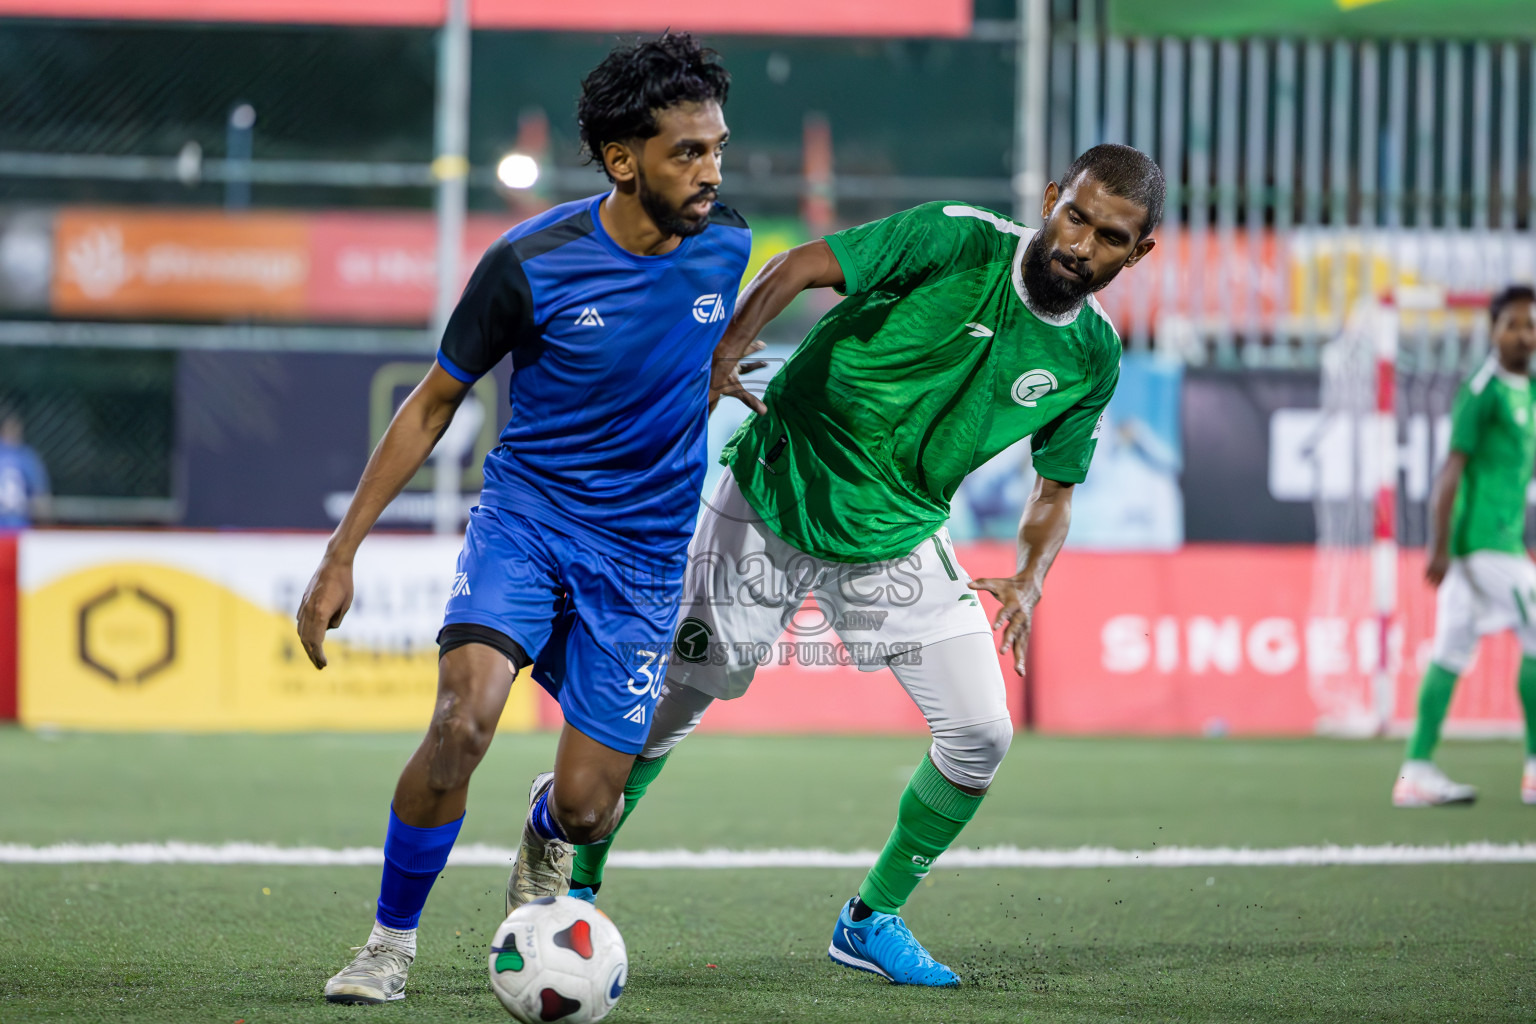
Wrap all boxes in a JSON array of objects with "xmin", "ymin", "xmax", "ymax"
[
  {"xmin": 968, "ymin": 476, "xmax": 1075, "ymax": 676},
  {"xmin": 296, "ymin": 363, "xmax": 473, "ymax": 669},
  {"xmin": 711, "ymin": 239, "xmax": 845, "ymax": 413},
  {"xmin": 1425, "ymin": 451, "xmax": 1466, "ymax": 586}
]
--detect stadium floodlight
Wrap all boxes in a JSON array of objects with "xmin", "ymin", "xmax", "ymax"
[{"xmin": 496, "ymin": 153, "xmax": 540, "ymax": 189}]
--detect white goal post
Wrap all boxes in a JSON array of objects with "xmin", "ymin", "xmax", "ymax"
[{"xmin": 1308, "ymin": 287, "xmax": 1520, "ymax": 737}]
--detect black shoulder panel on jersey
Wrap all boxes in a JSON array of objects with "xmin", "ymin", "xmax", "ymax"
[
  {"xmin": 439, "ymin": 236, "xmax": 536, "ymax": 379},
  {"xmin": 510, "ymin": 207, "xmax": 596, "ymax": 263},
  {"xmin": 707, "ymin": 202, "xmax": 750, "ymax": 230}
]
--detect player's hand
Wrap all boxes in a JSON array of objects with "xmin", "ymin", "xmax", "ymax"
[
  {"xmin": 296, "ymin": 556, "xmax": 355, "ymax": 670},
  {"xmin": 1425, "ymin": 550, "xmax": 1451, "ymax": 587},
  {"xmin": 709, "ymin": 338, "xmax": 769, "ymax": 414},
  {"xmin": 968, "ymin": 575, "xmax": 1042, "ymax": 676}
]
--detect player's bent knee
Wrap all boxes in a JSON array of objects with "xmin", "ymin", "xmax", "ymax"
[
  {"xmin": 423, "ymin": 703, "xmax": 495, "ymax": 791},
  {"xmin": 930, "ymin": 716, "xmax": 1013, "ymax": 791},
  {"xmin": 551, "ymin": 797, "xmax": 622, "ymax": 846}
]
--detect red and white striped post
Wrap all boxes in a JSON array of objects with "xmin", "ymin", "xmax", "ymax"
[{"xmin": 1370, "ymin": 301, "xmax": 1399, "ymax": 735}]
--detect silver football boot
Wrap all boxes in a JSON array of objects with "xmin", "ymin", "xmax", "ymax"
[
  {"xmin": 505, "ymin": 770, "xmax": 572, "ymax": 914},
  {"xmin": 323, "ymin": 942, "xmax": 413, "ymax": 1004}
]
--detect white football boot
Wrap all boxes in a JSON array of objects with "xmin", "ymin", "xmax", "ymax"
[
  {"xmin": 1522, "ymin": 759, "xmax": 1536, "ymax": 806},
  {"xmin": 324, "ymin": 941, "xmax": 413, "ymax": 1004},
  {"xmin": 505, "ymin": 771, "xmax": 571, "ymax": 915},
  {"xmin": 1392, "ymin": 760, "xmax": 1477, "ymax": 807}
]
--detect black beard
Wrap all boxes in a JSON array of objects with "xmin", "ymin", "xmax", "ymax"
[
  {"xmin": 636, "ymin": 168, "xmax": 715, "ymax": 239},
  {"xmin": 1021, "ymin": 237, "xmax": 1098, "ymax": 317}
]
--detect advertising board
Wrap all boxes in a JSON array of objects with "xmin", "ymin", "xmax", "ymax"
[
  {"xmin": 1032, "ymin": 545, "xmax": 1522, "ymax": 737},
  {"xmin": 53, "ymin": 209, "xmax": 309, "ymax": 321},
  {"xmin": 18, "ymin": 531, "xmax": 538, "ymax": 732},
  {"xmin": 0, "ymin": 0, "xmax": 973, "ymax": 37}
]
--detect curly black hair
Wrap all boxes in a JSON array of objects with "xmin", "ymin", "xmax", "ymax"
[
  {"xmin": 1491, "ymin": 283, "xmax": 1536, "ymax": 324},
  {"xmin": 577, "ymin": 33, "xmax": 731, "ymax": 182},
  {"xmin": 1061, "ymin": 143, "xmax": 1166, "ymax": 240}
]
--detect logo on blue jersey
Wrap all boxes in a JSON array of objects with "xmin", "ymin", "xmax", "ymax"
[
  {"xmin": 574, "ymin": 307, "xmax": 605, "ymax": 327},
  {"xmin": 692, "ymin": 293, "xmax": 727, "ymax": 324},
  {"xmin": 622, "ymin": 704, "xmax": 647, "ymax": 725},
  {"xmin": 449, "ymin": 572, "xmax": 471, "ymax": 598}
]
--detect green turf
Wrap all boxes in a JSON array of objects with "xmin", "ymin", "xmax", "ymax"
[{"xmin": 2, "ymin": 727, "xmax": 1534, "ymax": 1022}]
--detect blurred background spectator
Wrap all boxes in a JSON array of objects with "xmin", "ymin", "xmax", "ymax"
[{"xmin": 0, "ymin": 412, "xmax": 49, "ymax": 528}]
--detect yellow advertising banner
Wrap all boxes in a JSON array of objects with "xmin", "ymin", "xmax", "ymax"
[{"xmin": 19, "ymin": 532, "xmax": 537, "ymax": 732}]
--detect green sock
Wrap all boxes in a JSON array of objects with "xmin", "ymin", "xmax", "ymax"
[
  {"xmin": 1406, "ymin": 662, "xmax": 1460, "ymax": 762},
  {"xmin": 1519, "ymin": 657, "xmax": 1536, "ymax": 758},
  {"xmin": 857, "ymin": 755, "xmax": 984, "ymax": 915},
  {"xmin": 570, "ymin": 753, "xmax": 670, "ymax": 888}
]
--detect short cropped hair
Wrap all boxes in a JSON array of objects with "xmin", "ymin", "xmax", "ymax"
[
  {"xmin": 1061, "ymin": 143, "xmax": 1166, "ymax": 240},
  {"xmin": 577, "ymin": 33, "xmax": 730, "ymax": 181},
  {"xmin": 1490, "ymin": 284, "xmax": 1536, "ymax": 324}
]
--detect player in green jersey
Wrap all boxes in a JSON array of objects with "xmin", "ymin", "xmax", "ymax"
[
  {"xmin": 561, "ymin": 144, "xmax": 1164, "ymax": 985},
  {"xmin": 1394, "ymin": 285, "xmax": 1536, "ymax": 807}
]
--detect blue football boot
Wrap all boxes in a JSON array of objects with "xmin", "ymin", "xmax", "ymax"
[
  {"xmin": 567, "ymin": 884, "xmax": 597, "ymax": 904},
  {"xmin": 827, "ymin": 898, "xmax": 960, "ymax": 987}
]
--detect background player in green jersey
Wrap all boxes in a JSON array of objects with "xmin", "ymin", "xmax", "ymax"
[
  {"xmin": 563, "ymin": 144, "xmax": 1164, "ymax": 986},
  {"xmin": 1395, "ymin": 285, "xmax": 1536, "ymax": 808}
]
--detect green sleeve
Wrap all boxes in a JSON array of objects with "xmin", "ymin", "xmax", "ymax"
[
  {"xmin": 823, "ymin": 202, "xmax": 992, "ymax": 298},
  {"xmin": 1030, "ymin": 356, "xmax": 1121, "ymax": 485},
  {"xmin": 1448, "ymin": 382, "xmax": 1484, "ymax": 456}
]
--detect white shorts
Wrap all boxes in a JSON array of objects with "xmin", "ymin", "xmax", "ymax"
[
  {"xmin": 666, "ymin": 471, "xmax": 996, "ymax": 701},
  {"xmin": 1431, "ymin": 550, "xmax": 1536, "ymax": 673}
]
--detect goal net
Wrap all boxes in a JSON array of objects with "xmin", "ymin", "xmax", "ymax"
[{"xmin": 1309, "ymin": 288, "xmax": 1527, "ymax": 737}]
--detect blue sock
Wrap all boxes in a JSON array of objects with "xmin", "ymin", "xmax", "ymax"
[
  {"xmin": 528, "ymin": 789, "xmax": 568, "ymax": 842},
  {"xmin": 376, "ymin": 807, "xmax": 464, "ymax": 930}
]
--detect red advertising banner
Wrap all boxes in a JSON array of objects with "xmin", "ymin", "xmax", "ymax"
[
  {"xmin": 1093, "ymin": 228, "xmax": 1284, "ymax": 341},
  {"xmin": 0, "ymin": 0, "xmax": 972, "ymax": 36},
  {"xmin": 524, "ymin": 543, "xmax": 1524, "ymax": 738},
  {"xmin": 306, "ymin": 213, "xmax": 505, "ymax": 323},
  {"xmin": 1032, "ymin": 545, "xmax": 1521, "ymax": 736}
]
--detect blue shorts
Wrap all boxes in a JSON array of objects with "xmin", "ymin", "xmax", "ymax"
[{"xmin": 442, "ymin": 505, "xmax": 683, "ymax": 754}]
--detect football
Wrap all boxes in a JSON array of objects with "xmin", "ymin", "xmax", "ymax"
[{"xmin": 488, "ymin": 896, "xmax": 628, "ymax": 1023}]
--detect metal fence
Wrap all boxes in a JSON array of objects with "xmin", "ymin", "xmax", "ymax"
[
  {"xmin": 5, "ymin": 21, "xmax": 1532, "ymax": 371},
  {"xmin": 1060, "ymin": 25, "xmax": 1536, "ymax": 368}
]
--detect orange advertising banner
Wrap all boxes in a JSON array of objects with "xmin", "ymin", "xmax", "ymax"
[
  {"xmin": 49, "ymin": 207, "xmax": 519, "ymax": 323},
  {"xmin": 0, "ymin": 0, "xmax": 971, "ymax": 35},
  {"xmin": 53, "ymin": 208, "xmax": 310, "ymax": 320}
]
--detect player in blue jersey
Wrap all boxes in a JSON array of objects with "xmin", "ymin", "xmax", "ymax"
[
  {"xmin": 295, "ymin": 34, "xmax": 752, "ymax": 1004},
  {"xmin": 0, "ymin": 413, "xmax": 50, "ymax": 529}
]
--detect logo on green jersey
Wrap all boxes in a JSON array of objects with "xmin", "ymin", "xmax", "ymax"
[
  {"xmin": 1011, "ymin": 368, "xmax": 1059, "ymax": 407},
  {"xmin": 674, "ymin": 617, "xmax": 713, "ymax": 663}
]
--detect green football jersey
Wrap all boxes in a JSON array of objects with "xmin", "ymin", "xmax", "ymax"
[
  {"xmin": 1449, "ymin": 358, "xmax": 1536, "ymax": 557},
  {"xmin": 721, "ymin": 201, "xmax": 1122, "ymax": 563}
]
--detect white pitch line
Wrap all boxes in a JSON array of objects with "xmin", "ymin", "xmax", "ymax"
[{"xmin": 2, "ymin": 841, "xmax": 1536, "ymax": 868}]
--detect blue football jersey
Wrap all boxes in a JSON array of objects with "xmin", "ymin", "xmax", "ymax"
[{"xmin": 435, "ymin": 193, "xmax": 752, "ymax": 557}]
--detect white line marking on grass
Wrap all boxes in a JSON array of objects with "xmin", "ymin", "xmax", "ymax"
[{"xmin": 3, "ymin": 842, "xmax": 1536, "ymax": 868}]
